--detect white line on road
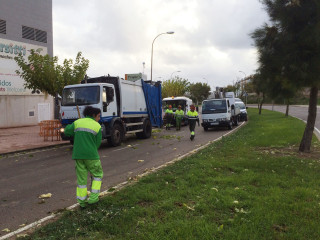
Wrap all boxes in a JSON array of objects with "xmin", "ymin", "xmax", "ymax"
[{"xmin": 0, "ymin": 122, "xmax": 245, "ymax": 240}]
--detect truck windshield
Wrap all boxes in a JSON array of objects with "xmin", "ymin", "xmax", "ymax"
[
  {"xmin": 236, "ymin": 102, "xmax": 245, "ymax": 109},
  {"xmin": 61, "ymin": 86, "xmax": 100, "ymax": 106},
  {"xmin": 202, "ymin": 100, "xmax": 227, "ymax": 114}
]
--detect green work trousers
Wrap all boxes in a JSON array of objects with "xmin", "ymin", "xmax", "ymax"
[
  {"xmin": 189, "ymin": 120, "xmax": 196, "ymax": 136},
  {"xmin": 75, "ymin": 159, "xmax": 103, "ymax": 207},
  {"xmin": 176, "ymin": 116, "xmax": 182, "ymax": 130}
]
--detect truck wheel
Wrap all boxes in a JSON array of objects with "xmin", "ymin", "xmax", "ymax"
[
  {"xmin": 108, "ymin": 123, "xmax": 123, "ymax": 147},
  {"xmin": 203, "ymin": 126, "xmax": 209, "ymax": 131},
  {"xmin": 228, "ymin": 121, "xmax": 233, "ymax": 130},
  {"xmin": 136, "ymin": 119, "xmax": 152, "ymax": 139}
]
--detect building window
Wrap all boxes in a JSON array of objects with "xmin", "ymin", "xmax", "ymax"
[
  {"xmin": 22, "ymin": 25, "xmax": 47, "ymax": 43},
  {"xmin": 0, "ymin": 19, "xmax": 6, "ymax": 34}
]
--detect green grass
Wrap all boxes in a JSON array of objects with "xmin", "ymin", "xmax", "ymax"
[{"xmin": 21, "ymin": 108, "xmax": 320, "ymax": 240}]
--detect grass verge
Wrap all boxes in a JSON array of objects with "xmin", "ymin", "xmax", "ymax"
[{"xmin": 21, "ymin": 108, "xmax": 320, "ymax": 240}]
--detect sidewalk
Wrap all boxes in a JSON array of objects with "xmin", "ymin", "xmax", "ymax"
[{"xmin": 0, "ymin": 125, "xmax": 68, "ymax": 155}]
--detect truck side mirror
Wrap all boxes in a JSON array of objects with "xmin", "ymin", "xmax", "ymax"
[{"xmin": 231, "ymin": 105, "xmax": 235, "ymax": 110}]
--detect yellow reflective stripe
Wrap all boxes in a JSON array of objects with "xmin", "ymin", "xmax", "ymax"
[
  {"xmin": 77, "ymin": 186, "xmax": 87, "ymax": 198},
  {"xmin": 191, "ymin": 131, "xmax": 195, "ymax": 135},
  {"xmin": 92, "ymin": 180, "xmax": 102, "ymax": 192},
  {"xmin": 74, "ymin": 118, "xmax": 101, "ymax": 134}
]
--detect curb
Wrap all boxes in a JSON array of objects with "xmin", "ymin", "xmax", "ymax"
[
  {"xmin": 0, "ymin": 122, "xmax": 246, "ymax": 240},
  {"xmin": 0, "ymin": 142, "xmax": 70, "ymax": 157}
]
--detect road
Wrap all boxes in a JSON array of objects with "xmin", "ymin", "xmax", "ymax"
[{"xmin": 0, "ymin": 122, "xmax": 243, "ymax": 236}]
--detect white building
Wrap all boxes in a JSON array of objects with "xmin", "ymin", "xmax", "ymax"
[{"xmin": 0, "ymin": 0, "xmax": 54, "ymax": 128}]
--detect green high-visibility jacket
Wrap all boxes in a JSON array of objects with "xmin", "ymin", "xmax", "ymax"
[
  {"xmin": 64, "ymin": 117, "xmax": 102, "ymax": 160},
  {"xmin": 165, "ymin": 109, "xmax": 173, "ymax": 114},
  {"xmin": 175, "ymin": 109, "xmax": 184, "ymax": 118}
]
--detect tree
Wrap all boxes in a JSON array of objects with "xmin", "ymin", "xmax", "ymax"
[
  {"xmin": 161, "ymin": 76, "xmax": 189, "ymax": 98},
  {"xmin": 251, "ymin": 25, "xmax": 298, "ymax": 117},
  {"xmin": 15, "ymin": 50, "xmax": 89, "ymax": 97},
  {"xmin": 189, "ymin": 82, "xmax": 211, "ymax": 105},
  {"xmin": 224, "ymin": 84, "xmax": 237, "ymax": 93},
  {"xmin": 256, "ymin": 0, "xmax": 320, "ymax": 152}
]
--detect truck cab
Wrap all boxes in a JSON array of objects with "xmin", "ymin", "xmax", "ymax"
[
  {"xmin": 201, "ymin": 93, "xmax": 240, "ymax": 131},
  {"xmin": 61, "ymin": 83, "xmax": 116, "ymax": 122}
]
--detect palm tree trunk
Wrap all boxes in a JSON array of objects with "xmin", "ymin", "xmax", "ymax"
[
  {"xmin": 285, "ymin": 99, "xmax": 289, "ymax": 117},
  {"xmin": 299, "ymin": 86, "xmax": 318, "ymax": 152},
  {"xmin": 259, "ymin": 93, "xmax": 264, "ymax": 115}
]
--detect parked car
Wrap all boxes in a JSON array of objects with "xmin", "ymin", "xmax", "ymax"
[{"xmin": 235, "ymin": 101, "xmax": 247, "ymax": 121}]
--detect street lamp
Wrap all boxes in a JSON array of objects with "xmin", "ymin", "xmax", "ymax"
[
  {"xmin": 150, "ymin": 31, "xmax": 174, "ymax": 82},
  {"xmin": 171, "ymin": 70, "xmax": 181, "ymax": 79}
]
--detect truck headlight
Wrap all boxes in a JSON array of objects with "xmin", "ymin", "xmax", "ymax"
[
  {"xmin": 60, "ymin": 128, "xmax": 65, "ymax": 133},
  {"xmin": 203, "ymin": 119, "xmax": 208, "ymax": 122}
]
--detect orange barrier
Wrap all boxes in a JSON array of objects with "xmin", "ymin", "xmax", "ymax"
[{"xmin": 39, "ymin": 120, "xmax": 61, "ymax": 141}]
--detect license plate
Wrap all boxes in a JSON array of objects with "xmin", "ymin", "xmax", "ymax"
[{"xmin": 210, "ymin": 122, "xmax": 219, "ymax": 125}]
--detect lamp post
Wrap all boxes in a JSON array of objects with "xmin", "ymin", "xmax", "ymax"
[
  {"xmin": 171, "ymin": 70, "xmax": 181, "ymax": 79},
  {"xmin": 150, "ymin": 31, "xmax": 174, "ymax": 82}
]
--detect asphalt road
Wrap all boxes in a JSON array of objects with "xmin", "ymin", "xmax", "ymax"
[{"xmin": 0, "ymin": 121, "xmax": 243, "ymax": 236}]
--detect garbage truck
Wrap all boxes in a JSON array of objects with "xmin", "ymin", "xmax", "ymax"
[
  {"xmin": 201, "ymin": 92, "xmax": 240, "ymax": 131},
  {"xmin": 60, "ymin": 76, "xmax": 162, "ymax": 146}
]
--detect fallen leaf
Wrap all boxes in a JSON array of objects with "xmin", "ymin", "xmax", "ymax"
[
  {"xmin": 2, "ymin": 228, "xmax": 10, "ymax": 232},
  {"xmin": 38, "ymin": 199, "xmax": 45, "ymax": 204},
  {"xmin": 173, "ymin": 148, "xmax": 177, "ymax": 150},
  {"xmin": 38, "ymin": 193, "xmax": 52, "ymax": 199},
  {"xmin": 127, "ymin": 145, "xmax": 132, "ymax": 147},
  {"xmin": 17, "ymin": 234, "xmax": 29, "ymax": 238},
  {"xmin": 211, "ymin": 187, "xmax": 218, "ymax": 192},
  {"xmin": 19, "ymin": 224, "xmax": 26, "ymax": 227},
  {"xmin": 233, "ymin": 200, "xmax": 239, "ymax": 204},
  {"xmin": 138, "ymin": 160, "xmax": 144, "ymax": 163},
  {"xmin": 183, "ymin": 203, "xmax": 195, "ymax": 211}
]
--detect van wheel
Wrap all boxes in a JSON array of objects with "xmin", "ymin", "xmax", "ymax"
[
  {"xmin": 203, "ymin": 126, "xmax": 209, "ymax": 131},
  {"xmin": 233, "ymin": 117, "xmax": 239, "ymax": 126},
  {"xmin": 136, "ymin": 119, "xmax": 152, "ymax": 139},
  {"xmin": 108, "ymin": 123, "xmax": 123, "ymax": 147}
]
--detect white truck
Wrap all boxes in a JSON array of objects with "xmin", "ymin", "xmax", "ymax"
[
  {"xmin": 201, "ymin": 92, "xmax": 240, "ymax": 131},
  {"xmin": 60, "ymin": 76, "xmax": 162, "ymax": 146},
  {"xmin": 162, "ymin": 96, "xmax": 193, "ymax": 126}
]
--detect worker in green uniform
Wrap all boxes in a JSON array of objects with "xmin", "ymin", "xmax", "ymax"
[
  {"xmin": 175, "ymin": 105, "xmax": 184, "ymax": 131},
  {"xmin": 165, "ymin": 105, "xmax": 174, "ymax": 130},
  {"xmin": 64, "ymin": 106, "xmax": 103, "ymax": 208},
  {"xmin": 187, "ymin": 105, "xmax": 199, "ymax": 141}
]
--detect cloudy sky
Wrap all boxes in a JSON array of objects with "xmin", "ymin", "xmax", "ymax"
[{"xmin": 52, "ymin": 0, "xmax": 269, "ymax": 90}]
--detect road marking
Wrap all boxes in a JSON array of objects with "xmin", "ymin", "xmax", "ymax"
[{"xmin": 0, "ymin": 122, "xmax": 245, "ymax": 240}]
